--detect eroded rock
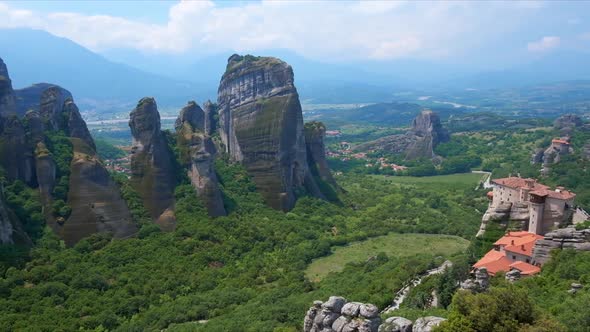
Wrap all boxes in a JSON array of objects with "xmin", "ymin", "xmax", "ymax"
[
  {"xmin": 217, "ymin": 54, "xmax": 324, "ymax": 211},
  {"xmin": 129, "ymin": 97, "xmax": 176, "ymax": 230}
]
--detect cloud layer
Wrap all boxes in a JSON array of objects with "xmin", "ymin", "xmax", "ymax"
[{"xmin": 0, "ymin": 1, "xmax": 587, "ymax": 62}]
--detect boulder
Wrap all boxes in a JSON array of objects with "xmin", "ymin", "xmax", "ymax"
[
  {"xmin": 341, "ymin": 302, "xmax": 362, "ymax": 317},
  {"xmin": 217, "ymin": 54, "xmax": 325, "ymax": 211},
  {"xmin": 323, "ymin": 296, "xmax": 347, "ymax": 314},
  {"xmin": 129, "ymin": 97, "xmax": 177, "ymax": 230},
  {"xmin": 378, "ymin": 317, "xmax": 413, "ymax": 332},
  {"xmin": 359, "ymin": 304, "xmax": 379, "ymax": 319},
  {"xmin": 533, "ymin": 227, "xmax": 590, "ymax": 265},
  {"xmin": 413, "ymin": 316, "xmax": 446, "ymax": 332}
]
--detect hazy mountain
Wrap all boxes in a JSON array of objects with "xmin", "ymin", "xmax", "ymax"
[{"xmin": 0, "ymin": 28, "xmax": 213, "ymax": 106}]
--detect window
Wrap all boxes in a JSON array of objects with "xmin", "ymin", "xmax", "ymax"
[
  {"xmin": 512, "ymin": 255, "xmax": 516, "ymax": 260},
  {"xmin": 526, "ymin": 259, "xmax": 530, "ymax": 263}
]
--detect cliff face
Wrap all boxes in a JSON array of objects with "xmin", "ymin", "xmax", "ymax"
[
  {"xmin": 0, "ymin": 183, "xmax": 31, "ymax": 245},
  {"xmin": 176, "ymin": 102, "xmax": 226, "ymax": 217},
  {"xmin": 533, "ymin": 227, "xmax": 590, "ymax": 265},
  {"xmin": 203, "ymin": 100, "xmax": 218, "ymax": 136},
  {"xmin": 129, "ymin": 97, "xmax": 176, "ymax": 230},
  {"xmin": 60, "ymin": 138, "xmax": 137, "ymax": 246},
  {"xmin": 0, "ymin": 58, "xmax": 16, "ymax": 117},
  {"xmin": 0, "ymin": 116, "xmax": 36, "ymax": 184},
  {"xmin": 304, "ymin": 121, "xmax": 339, "ymax": 191},
  {"xmin": 217, "ymin": 54, "xmax": 323, "ymax": 210},
  {"xmin": 354, "ymin": 110, "xmax": 449, "ymax": 160},
  {"xmin": 0, "ymin": 58, "xmax": 136, "ymax": 245}
]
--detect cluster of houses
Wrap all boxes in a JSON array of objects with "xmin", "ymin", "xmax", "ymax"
[
  {"xmin": 326, "ymin": 142, "xmax": 407, "ymax": 172},
  {"xmin": 475, "ymin": 176, "xmax": 576, "ymax": 277}
]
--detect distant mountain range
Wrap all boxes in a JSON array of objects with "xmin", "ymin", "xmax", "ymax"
[{"xmin": 2, "ymin": 28, "xmax": 590, "ymax": 110}]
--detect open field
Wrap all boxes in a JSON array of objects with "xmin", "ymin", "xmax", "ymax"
[
  {"xmin": 305, "ymin": 233, "xmax": 470, "ymax": 282},
  {"xmin": 371, "ymin": 173, "xmax": 485, "ymax": 186}
]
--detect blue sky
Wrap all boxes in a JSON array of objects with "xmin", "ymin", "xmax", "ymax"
[{"xmin": 1, "ymin": 0, "xmax": 589, "ymax": 66}]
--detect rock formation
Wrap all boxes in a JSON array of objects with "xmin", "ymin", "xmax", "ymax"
[
  {"xmin": 532, "ymin": 227, "xmax": 590, "ymax": 265},
  {"xmin": 554, "ymin": 114, "xmax": 584, "ymax": 136},
  {"xmin": 0, "ymin": 57, "xmax": 16, "ymax": 117},
  {"xmin": 202, "ymin": 100, "xmax": 218, "ymax": 136},
  {"xmin": 378, "ymin": 317, "xmax": 413, "ymax": 332},
  {"xmin": 304, "ymin": 297, "xmax": 446, "ymax": 332},
  {"xmin": 412, "ymin": 317, "xmax": 447, "ymax": 332},
  {"xmin": 531, "ymin": 137, "xmax": 573, "ymax": 174},
  {"xmin": 354, "ymin": 110, "xmax": 449, "ymax": 160},
  {"xmin": 304, "ymin": 121, "xmax": 339, "ymax": 194},
  {"xmin": 0, "ymin": 58, "xmax": 137, "ymax": 245},
  {"xmin": 217, "ymin": 54, "xmax": 324, "ymax": 211},
  {"xmin": 478, "ymin": 202, "xmax": 529, "ymax": 237},
  {"xmin": 505, "ymin": 269, "xmax": 521, "ymax": 283},
  {"xmin": 460, "ymin": 267, "xmax": 490, "ymax": 292},
  {"xmin": 175, "ymin": 101, "xmax": 226, "ymax": 217},
  {"xmin": 304, "ymin": 296, "xmax": 381, "ymax": 332},
  {"xmin": 129, "ymin": 97, "xmax": 176, "ymax": 230},
  {"xmin": 0, "ymin": 115, "xmax": 36, "ymax": 184},
  {"xmin": 36, "ymin": 87, "xmax": 136, "ymax": 245},
  {"xmin": 0, "ymin": 183, "xmax": 30, "ymax": 245}
]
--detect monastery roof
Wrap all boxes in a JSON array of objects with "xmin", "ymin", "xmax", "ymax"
[
  {"xmin": 552, "ymin": 139, "xmax": 570, "ymax": 145},
  {"xmin": 509, "ymin": 261, "xmax": 541, "ymax": 275},
  {"xmin": 492, "ymin": 177, "xmax": 575, "ymax": 200},
  {"xmin": 474, "ymin": 250, "xmax": 513, "ymax": 276}
]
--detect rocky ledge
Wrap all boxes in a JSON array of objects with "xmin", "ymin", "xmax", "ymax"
[
  {"xmin": 304, "ymin": 296, "xmax": 446, "ymax": 332},
  {"xmin": 533, "ymin": 227, "xmax": 590, "ymax": 265}
]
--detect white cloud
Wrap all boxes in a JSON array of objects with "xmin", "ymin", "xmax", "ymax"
[
  {"xmin": 527, "ymin": 36, "xmax": 561, "ymax": 52},
  {"xmin": 0, "ymin": 0, "xmax": 571, "ymax": 61}
]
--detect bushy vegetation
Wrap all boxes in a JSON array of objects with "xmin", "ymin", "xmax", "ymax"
[
  {"xmin": 95, "ymin": 139, "xmax": 125, "ymax": 160},
  {"xmin": 0, "ymin": 160, "xmax": 486, "ymax": 331}
]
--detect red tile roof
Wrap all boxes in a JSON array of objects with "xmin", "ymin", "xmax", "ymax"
[
  {"xmin": 492, "ymin": 177, "xmax": 575, "ymax": 200},
  {"xmin": 475, "ymin": 232, "xmax": 544, "ymax": 276},
  {"xmin": 474, "ymin": 250, "xmax": 513, "ymax": 276},
  {"xmin": 509, "ymin": 261, "xmax": 541, "ymax": 275},
  {"xmin": 552, "ymin": 139, "xmax": 570, "ymax": 145}
]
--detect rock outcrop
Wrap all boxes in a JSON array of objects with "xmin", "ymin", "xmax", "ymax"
[
  {"xmin": 0, "ymin": 115, "xmax": 36, "ymax": 184},
  {"xmin": 175, "ymin": 101, "xmax": 226, "ymax": 217},
  {"xmin": 0, "ymin": 58, "xmax": 136, "ymax": 245},
  {"xmin": 217, "ymin": 54, "xmax": 324, "ymax": 211},
  {"xmin": 412, "ymin": 317, "xmax": 447, "ymax": 332},
  {"xmin": 460, "ymin": 267, "xmax": 490, "ymax": 292},
  {"xmin": 0, "ymin": 58, "xmax": 16, "ymax": 117},
  {"xmin": 202, "ymin": 100, "xmax": 218, "ymax": 136},
  {"xmin": 378, "ymin": 317, "xmax": 413, "ymax": 332},
  {"xmin": 129, "ymin": 97, "xmax": 176, "ymax": 230},
  {"xmin": 59, "ymin": 137, "xmax": 137, "ymax": 246},
  {"xmin": 304, "ymin": 297, "xmax": 445, "ymax": 332},
  {"xmin": 0, "ymin": 183, "xmax": 30, "ymax": 245},
  {"xmin": 304, "ymin": 121, "xmax": 339, "ymax": 194},
  {"xmin": 532, "ymin": 227, "xmax": 590, "ymax": 265},
  {"xmin": 304, "ymin": 296, "xmax": 381, "ymax": 332},
  {"xmin": 554, "ymin": 114, "xmax": 583, "ymax": 136},
  {"xmin": 354, "ymin": 110, "xmax": 449, "ymax": 160},
  {"xmin": 477, "ymin": 202, "xmax": 529, "ymax": 237}
]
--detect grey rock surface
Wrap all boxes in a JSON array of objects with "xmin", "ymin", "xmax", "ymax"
[
  {"xmin": 354, "ymin": 110, "xmax": 449, "ymax": 160},
  {"xmin": 176, "ymin": 101, "xmax": 226, "ymax": 216},
  {"xmin": 413, "ymin": 316, "xmax": 447, "ymax": 332},
  {"xmin": 129, "ymin": 97, "xmax": 177, "ymax": 230},
  {"xmin": 217, "ymin": 54, "xmax": 324, "ymax": 211}
]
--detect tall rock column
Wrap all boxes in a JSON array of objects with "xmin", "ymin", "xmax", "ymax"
[
  {"xmin": 0, "ymin": 58, "xmax": 16, "ymax": 117},
  {"xmin": 129, "ymin": 97, "xmax": 176, "ymax": 230},
  {"xmin": 217, "ymin": 54, "xmax": 323, "ymax": 211},
  {"xmin": 175, "ymin": 101, "xmax": 226, "ymax": 217}
]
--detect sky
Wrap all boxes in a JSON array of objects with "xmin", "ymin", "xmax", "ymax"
[{"xmin": 1, "ymin": 0, "xmax": 589, "ymax": 66}]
